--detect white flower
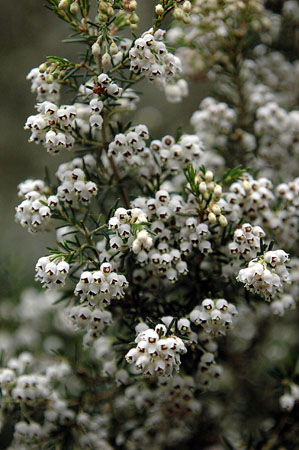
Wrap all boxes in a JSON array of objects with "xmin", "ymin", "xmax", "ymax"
[
  {"xmin": 126, "ymin": 324, "xmax": 187, "ymax": 377},
  {"xmin": 74, "ymin": 265, "xmax": 128, "ymax": 306},
  {"xmin": 35, "ymin": 256, "xmax": 69, "ymax": 289},
  {"xmin": 129, "ymin": 28, "xmax": 187, "ymax": 102},
  {"xmin": 237, "ymin": 249, "xmax": 290, "ymax": 299},
  {"xmin": 279, "ymin": 393, "xmax": 295, "ymax": 411},
  {"xmin": 190, "ymin": 298, "xmax": 238, "ymax": 336}
]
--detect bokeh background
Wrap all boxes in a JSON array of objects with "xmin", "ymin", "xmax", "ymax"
[{"xmin": 0, "ymin": 1, "xmax": 203, "ymax": 282}]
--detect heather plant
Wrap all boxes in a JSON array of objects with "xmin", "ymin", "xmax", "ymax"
[{"xmin": 1, "ymin": 1, "xmax": 298, "ymax": 449}]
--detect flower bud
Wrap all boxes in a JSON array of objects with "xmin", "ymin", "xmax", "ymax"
[
  {"xmin": 102, "ymin": 52, "xmax": 111, "ymax": 67},
  {"xmin": 137, "ymin": 230, "xmax": 148, "ymax": 243},
  {"xmin": 132, "ymin": 239, "xmax": 142, "ymax": 254},
  {"xmin": 144, "ymin": 236, "xmax": 153, "ymax": 249},
  {"xmin": 243, "ymin": 180, "xmax": 251, "ymax": 194},
  {"xmin": 155, "ymin": 4, "xmax": 164, "ymax": 15},
  {"xmin": 107, "ymin": 6, "xmax": 114, "ymax": 17},
  {"xmin": 38, "ymin": 63, "xmax": 47, "ymax": 73},
  {"xmin": 99, "ymin": 1, "xmax": 107, "ymax": 12},
  {"xmin": 45, "ymin": 74, "xmax": 54, "ymax": 84},
  {"xmin": 207, "ymin": 182, "xmax": 215, "ymax": 192},
  {"xmin": 110, "ymin": 42, "xmax": 118, "ymax": 55},
  {"xmin": 130, "ymin": 12, "xmax": 139, "ymax": 24},
  {"xmin": 183, "ymin": 1, "xmax": 192, "ymax": 13},
  {"xmin": 205, "ymin": 171, "xmax": 214, "ymax": 182},
  {"xmin": 219, "ymin": 215, "xmax": 228, "ymax": 227},
  {"xmin": 173, "ymin": 7, "xmax": 184, "ymax": 20},
  {"xmin": 183, "ymin": 15, "xmax": 191, "ymax": 24},
  {"xmin": 98, "ymin": 12, "xmax": 107, "ymax": 22},
  {"xmin": 213, "ymin": 184, "xmax": 222, "ymax": 198},
  {"xmin": 199, "ymin": 182, "xmax": 207, "ymax": 194},
  {"xmin": 208, "ymin": 212, "xmax": 217, "ymax": 224},
  {"xmin": 129, "ymin": 0, "xmax": 137, "ymax": 11},
  {"xmin": 211, "ymin": 204, "xmax": 221, "ymax": 215},
  {"xmin": 70, "ymin": 2, "xmax": 79, "ymax": 14},
  {"xmin": 92, "ymin": 42, "xmax": 101, "ymax": 57},
  {"xmin": 279, "ymin": 394, "xmax": 295, "ymax": 411},
  {"xmin": 58, "ymin": 0, "xmax": 69, "ymax": 10}
]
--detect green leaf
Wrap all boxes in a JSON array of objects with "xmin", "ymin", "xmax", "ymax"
[
  {"xmin": 166, "ymin": 317, "xmax": 177, "ymax": 335},
  {"xmin": 47, "ymin": 55, "xmax": 74, "ymax": 65},
  {"xmin": 219, "ymin": 165, "xmax": 247, "ymax": 185},
  {"xmin": 268, "ymin": 240, "xmax": 275, "ymax": 251},
  {"xmin": 175, "ymin": 126, "xmax": 183, "ymax": 142}
]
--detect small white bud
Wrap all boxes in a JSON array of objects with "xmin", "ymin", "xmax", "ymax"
[
  {"xmin": 182, "ymin": 1, "xmax": 191, "ymax": 13},
  {"xmin": 243, "ymin": 180, "xmax": 251, "ymax": 194},
  {"xmin": 219, "ymin": 215, "xmax": 228, "ymax": 227},
  {"xmin": 58, "ymin": 0, "xmax": 69, "ymax": 10},
  {"xmin": 38, "ymin": 63, "xmax": 47, "ymax": 73},
  {"xmin": 279, "ymin": 394, "xmax": 295, "ymax": 411},
  {"xmin": 129, "ymin": 0, "xmax": 137, "ymax": 11},
  {"xmin": 102, "ymin": 53, "xmax": 111, "ymax": 67},
  {"xmin": 70, "ymin": 2, "xmax": 79, "ymax": 14},
  {"xmin": 173, "ymin": 7, "xmax": 184, "ymax": 20},
  {"xmin": 211, "ymin": 204, "xmax": 221, "ymax": 215},
  {"xmin": 208, "ymin": 212, "xmax": 217, "ymax": 224},
  {"xmin": 199, "ymin": 182, "xmax": 207, "ymax": 194},
  {"xmin": 213, "ymin": 184, "xmax": 222, "ymax": 198},
  {"xmin": 110, "ymin": 42, "xmax": 118, "ymax": 55},
  {"xmin": 155, "ymin": 4, "xmax": 164, "ymax": 15},
  {"xmin": 144, "ymin": 236, "xmax": 153, "ymax": 249},
  {"xmin": 205, "ymin": 171, "xmax": 214, "ymax": 182},
  {"xmin": 132, "ymin": 239, "xmax": 142, "ymax": 254},
  {"xmin": 92, "ymin": 42, "xmax": 101, "ymax": 57}
]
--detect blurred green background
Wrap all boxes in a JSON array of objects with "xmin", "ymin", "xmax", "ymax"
[{"xmin": 0, "ymin": 1, "xmax": 203, "ymax": 280}]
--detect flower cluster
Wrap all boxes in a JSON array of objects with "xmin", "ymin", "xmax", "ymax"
[
  {"xmin": 125, "ymin": 323, "xmax": 187, "ymax": 376},
  {"xmin": 150, "ymin": 133, "xmax": 204, "ymax": 174},
  {"xmin": 237, "ymin": 249, "xmax": 290, "ymax": 299},
  {"xmin": 56, "ymin": 167, "xmax": 97, "ymax": 208},
  {"xmin": 26, "ymin": 67, "xmax": 61, "ymax": 103},
  {"xmin": 228, "ymin": 223, "xmax": 265, "ymax": 260},
  {"xmin": 130, "ymin": 193, "xmax": 192, "ymax": 281},
  {"xmin": 108, "ymin": 124, "xmax": 150, "ymax": 167},
  {"xmin": 190, "ymin": 298, "xmax": 238, "ymax": 336},
  {"xmin": 129, "ymin": 28, "xmax": 187, "ymax": 102},
  {"xmin": 74, "ymin": 263, "xmax": 128, "ymax": 305},
  {"xmin": 35, "ymin": 256, "xmax": 70, "ymax": 288},
  {"xmin": 270, "ymin": 294, "xmax": 296, "ymax": 316},
  {"xmin": 225, "ymin": 175, "xmax": 274, "ymax": 223},
  {"xmin": 68, "ymin": 305, "xmax": 113, "ymax": 347},
  {"xmin": 24, "ymin": 101, "xmax": 76, "ymax": 154},
  {"xmin": 243, "ymin": 47, "xmax": 299, "ymax": 109},
  {"xmin": 167, "ymin": 0, "xmax": 268, "ymax": 78},
  {"xmin": 133, "ymin": 245, "xmax": 189, "ymax": 285},
  {"xmin": 277, "ymin": 178, "xmax": 299, "ymax": 208},
  {"xmin": 113, "ymin": 374, "xmax": 202, "ymax": 448},
  {"xmin": 15, "ymin": 188, "xmax": 52, "ymax": 233},
  {"xmin": 89, "ymin": 73, "xmax": 123, "ymax": 99},
  {"xmin": 197, "ymin": 352, "xmax": 223, "ymax": 389},
  {"xmin": 17, "ymin": 178, "xmax": 47, "ymax": 197},
  {"xmin": 9, "ymin": 1, "xmax": 299, "ymax": 448},
  {"xmin": 0, "ymin": 353, "xmax": 111, "ymax": 450},
  {"xmin": 156, "ymin": 374, "xmax": 201, "ymax": 417},
  {"xmin": 108, "ymin": 206, "xmax": 152, "ymax": 252},
  {"xmin": 125, "ymin": 180, "xmax": 229, "ymax": 282},
  {"xmin": 56, "ymin": 154, "xmax": 97, "ymax": 179},
  {"xmin": 191, "ymin": 97, "xmax": 236, "ymax": 150}
]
